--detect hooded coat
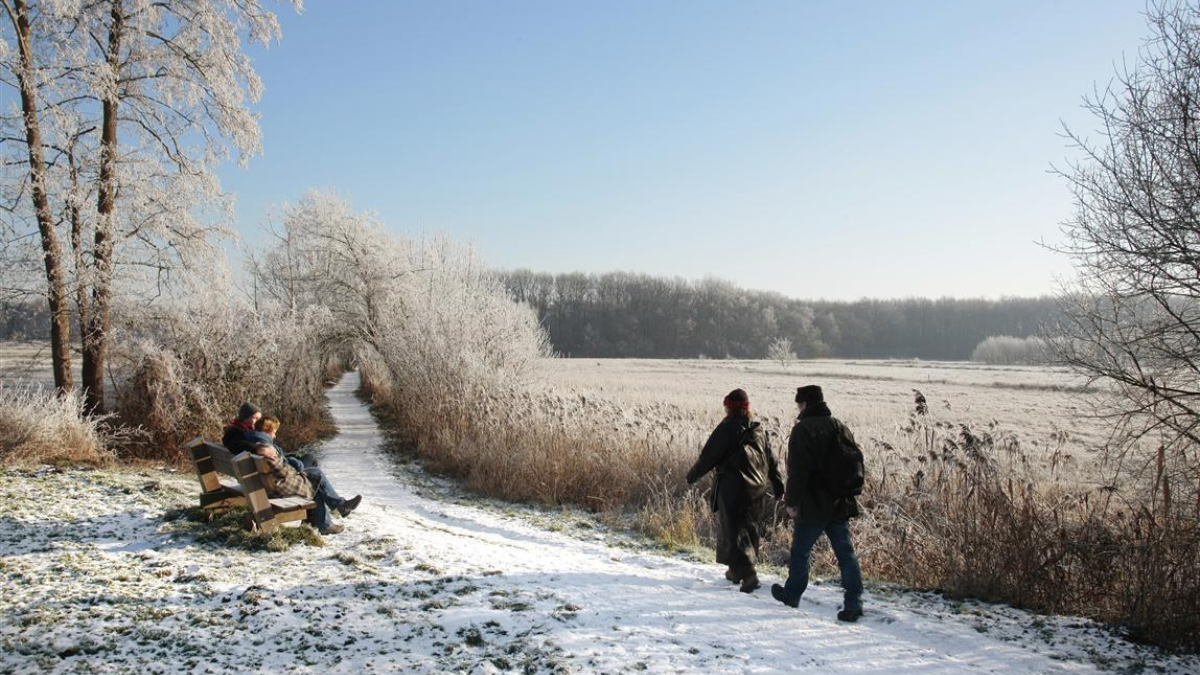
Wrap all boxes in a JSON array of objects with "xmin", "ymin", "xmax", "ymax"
[{"xmin": 687, "ymin": 415, "xmax": 785, "ymax": 572}]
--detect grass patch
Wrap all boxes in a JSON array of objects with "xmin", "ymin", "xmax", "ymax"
[{"xmin": 163, "ymin": 506, "xmax": 323, "ymax": 552}]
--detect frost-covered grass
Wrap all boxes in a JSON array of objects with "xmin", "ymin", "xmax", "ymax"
[
  {"xmin": 0, "ymin": 466, "xmax": 577, "ymax": 675},
  {"xmin": 164, "ymin": 505, "xmax": 325, "ymax": 552},
  {"xmin": 4, "ymin": 376, "xmax": 1198, "ymax": 675},
  {"xmin": 0, "ymin": 385, "xmax": 116, "ymax": 466}
]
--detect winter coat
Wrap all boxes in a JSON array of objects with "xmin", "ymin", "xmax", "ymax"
[
  {"xmin": 687, "ymin": 416, "xmax": 785, "ymax": 513},
  {"xmin": 785, "ymin": 402, "xmax": 861, "ymax": 523},
  {"xmin": 221, "ymin": 421, "xmax": 260, "ymax": 454},
  {"xmin": 222, "ymin": 422, "xmax": 311, "ymax": 499},
  {"xmin": 687, "ymin": 414, "xmax": 785, "ymax": 570},
  {"xmin": 260, "ymin": 453, "xmax": 313, "ymax": 500}
]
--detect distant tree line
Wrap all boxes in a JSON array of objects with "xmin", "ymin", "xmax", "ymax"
[
  {"xmin": 0, "ymin": 302, "xmax": 50, "ymax": 341},
  {"xmin": 499, "ymin": 270, "xmax": 1060, "ymax": 360}
]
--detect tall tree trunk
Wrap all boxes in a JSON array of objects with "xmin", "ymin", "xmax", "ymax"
[
  {"xmin": 8, "ymin": 0, "xmax": 73, "ymax": 394},
  {"xmin": 82, "ymin": 0, "xmax": 122, "ymax": 415},
  {"xmin": 68, "ymin": 144, "xmax": 91, "ymax": 339}
]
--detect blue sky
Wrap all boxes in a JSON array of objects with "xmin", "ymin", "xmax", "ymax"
[{"xmin": 221, "ymin": 1, "xmax": 1151, "ymax": 300}]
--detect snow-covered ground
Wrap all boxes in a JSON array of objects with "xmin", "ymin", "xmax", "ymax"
[{"xmin": 2, "ymin": 372, "xmax": 1197, "ymax": 674}]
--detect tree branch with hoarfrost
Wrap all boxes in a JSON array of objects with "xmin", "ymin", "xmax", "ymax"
[
  {"xmin": 248, "ymin": 191, "xmax": 552, "ymax": 403},
  {"xmin": 0, "ymin": 0, "xmax": 301, "ymax": 412},
  {"xmin": 1052, "ymin": 0, "xmax": 1200, "ymax": 499}
]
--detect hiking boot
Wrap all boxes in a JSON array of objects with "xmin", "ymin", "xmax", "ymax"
[
  {"xmin": 319, "ymin": 523, "xmax": 345, "ymax": 535},
  {"xmin": 724, "ymin": 567, "xmax": 741, "ymax": 583},
  {"xmin": 771, "ymin": 583, "xmax": 799, "ymax": 608},
  {"xmin": 739, "ymin": 571, "xmax": 760, "ymax": 593},
  {"xmin": 337, "ymin": 495, "xmax": 362, "ymax": 518},
  {"xmin": 837, "ymin": 608, "xmax": 864, "ymax": 623}
]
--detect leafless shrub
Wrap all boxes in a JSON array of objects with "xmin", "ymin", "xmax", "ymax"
[
  {"xmin": 1051, "ymin": 0, "xmax": 1200, "ymax": 532},
  {"xmin": 766, "ymin": 337, "xmax": 796, "ymax": 367},
  {"xmin": 971, "ymin": 335, "xmax": 1050, "ymax": 365},
  {"xmin": 112, "ymin": 302, "xmax": 338, "ymax": 460}
]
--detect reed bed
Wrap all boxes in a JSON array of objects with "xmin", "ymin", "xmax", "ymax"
[{"xmin": 367, "ymin": 361, "xmax": 1199, "ymax": 651}]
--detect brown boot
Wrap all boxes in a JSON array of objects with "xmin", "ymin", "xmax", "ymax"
[{"xmin": 740, "ymin": 569, "xmax": 760, "ymax": 593}]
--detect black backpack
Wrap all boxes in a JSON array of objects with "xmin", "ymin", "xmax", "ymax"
[{"xmin": 818, "ymin": 422, "xmax": 865, "ymax": 498}]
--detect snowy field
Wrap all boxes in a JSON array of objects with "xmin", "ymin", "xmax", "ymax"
[
  {"xmin": 3, "ymin": 372, "xmax": 1196, "ymax": 674},
  {"xmin": 535, "ymin": 358, "xmax": 1112, "ymax": 474},
  {"xmin": 0, "ymin": 343, "xmax": 1104, "ymax": 454},
  {"xmin": 0, "ymin": 341, "xmax": 61, "ymax": 386}
]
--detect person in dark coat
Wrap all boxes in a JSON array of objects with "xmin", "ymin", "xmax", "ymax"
[
  {"xmin": 686, "ymin": 388, "xmax": 785, "ymax": 593},
  {"xmin": 221, "ymin": 402, "xmax": 360, "ymax": 535},
  {"xmin": 771, "ymin": 385, "xmax": 865, "ymax": 622},
  {"xmin": 222, "ymin": 401, "xmax": 263, "ymax": 453}
]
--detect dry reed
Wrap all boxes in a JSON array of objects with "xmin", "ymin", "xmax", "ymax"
[{"xmin": 366, "ymin": 367, "xmax": 1200, "ymax": 650}]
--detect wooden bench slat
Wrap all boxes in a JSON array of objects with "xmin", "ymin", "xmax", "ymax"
[{"xmin": 269, "ymin": 496, "xmax": 316, "ymax": 510}]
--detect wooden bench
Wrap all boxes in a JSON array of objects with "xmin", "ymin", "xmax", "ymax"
[{"xmin": 185, "ymin": 437, "xmax": 316, "ymax": 534}]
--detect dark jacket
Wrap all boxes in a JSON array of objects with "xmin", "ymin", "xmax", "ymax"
[
  {"xmin": 222, "ymin": 421, "xmax": 261, "ymax": 454},
  {"xmin": 687, "ymin": 415, "xmax": 785, "ymax": 512},
  {"xmin": 222, "ymin": 422, "xmax": 310, "ymax": 499},
  {"xmin": 785, "ymin": 402, "xmax": 861, "ymax": 523}
]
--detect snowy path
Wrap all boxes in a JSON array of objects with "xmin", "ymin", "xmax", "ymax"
[
  {"xmin": 314, "ymin": 373, "xmax": 1178, "ymax": 674},
  {"xmin": 3, "ymin": 372, "xmax": 1195, "ymax": 674}
]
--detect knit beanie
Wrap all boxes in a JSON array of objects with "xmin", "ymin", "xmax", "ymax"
[
  {"xmin": 723, "ymin": 388, "xmax": 750, "ymax": 410},
  {"xmin": 237, "ymin": 401, "xmax": 262, "ymax": 421},
  {"xmin": 795, "ymin": 385, "xmax": 824, "ymax": 405}
]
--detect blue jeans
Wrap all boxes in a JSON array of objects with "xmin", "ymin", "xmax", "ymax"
[
  {"xmin": 302, "ymin": 466, "xmax": 345, "ymax": 531},
  {"xmin": 783, "ymin": 519, "xmax": 863, "ymax": 612}
]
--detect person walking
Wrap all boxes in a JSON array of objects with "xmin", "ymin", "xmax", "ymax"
[
  {"xmin": 687, "ymin": 388, "xmax": 785, "ymax": 593},
  {"xmin": 771, "ymin": 385, "xmax": 865, "ymax": 622}
]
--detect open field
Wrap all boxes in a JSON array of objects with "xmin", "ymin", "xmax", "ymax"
[
  {"xmin": 0, "ymin": 341, "xmax": 62, "ymax": 388},
  {"xmin": 3, "ymin": 344, "xmax": 1118, "ymax": 482},
  {"xmin": 533, "ymin": 358, "xmax": 1113, "ymax": 481}
]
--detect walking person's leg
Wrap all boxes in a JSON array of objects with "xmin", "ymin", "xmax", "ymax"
[
  {"xmin": 717, "ymin": 505, "xmax": 749, "ymax": 583},
  {"xmin": 775, "ymin": 521, "xmax": 824, "ymax": 606},
  {"xmin": 826, "ymin": 520, "xmax": 864, "ymax": 620},
  {"xmin": 733, "ymin": 507, "xmax": 761, "ymax": 592}
]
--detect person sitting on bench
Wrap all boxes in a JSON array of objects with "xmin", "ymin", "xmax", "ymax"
[{"xmin": 223, "ymin": 402, "xmax": 362, "ymax": 535}]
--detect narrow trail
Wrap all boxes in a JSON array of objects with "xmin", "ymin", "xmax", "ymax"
[{"xmin": 314, "ymin": 372, "xmax": 1159, "ymax": 674}]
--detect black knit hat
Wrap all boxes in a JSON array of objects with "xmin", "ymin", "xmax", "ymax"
[
  {"xmin": 795, "ymin": 385, "xmax": 824, "ymax": 405},
  {"xmin": 237, "ymin": 401, "xmax": 262, "ymax": 421}
]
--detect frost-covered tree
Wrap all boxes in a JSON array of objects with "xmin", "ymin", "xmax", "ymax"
[
  {"xmin": 249, "ymin": 192, "xmax": 551, "ymax": 401},
  {"xmin": 970, "ymin": 335, "xmax": 1048, "ymax": 365},
  {"xmin": 766, "ymin": 336, "xmax": 796, "ymax": 367},
  {"xmin": 248, "ymin": 191, "xmax": 406, "ymax": 350},
  {"xmin": 1, "ymin": 0, "xmax": 299, "ymax": 411},
  {"xmin": 1053, "ymin": 0, "xmax": 1200, "ymax": 494},
  {"xmin": 0, "ymin": 0, "xmax": 75, "ymax": 392}
]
